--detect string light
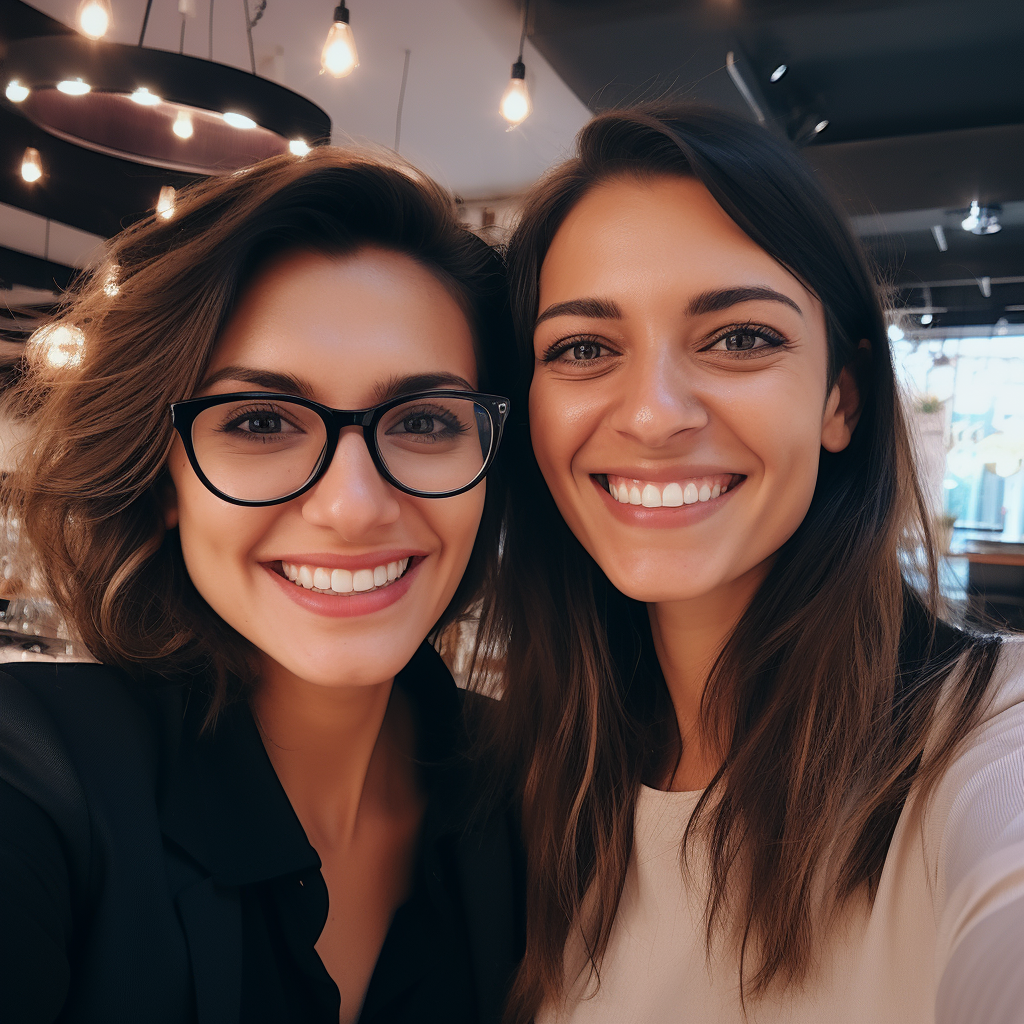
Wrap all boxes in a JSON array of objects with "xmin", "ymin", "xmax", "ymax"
[
  {"xmin": 77, "ymin": 0, "xmax": 112, "ymax": 39},
  {"xmin": 500, "ymin": 0, "xmax": 532, "ymax": 128},
  {"xmin": 172, "ymin": 111, "xmax": 194, "ymax": 138},
  {"xmin": 157, "ymin": 185, "xmax": 176, "ymax": 219},
  {"xmin": 321, "ymin": 4, "xmax": 359, "ymax": 78},
  {"xmin": 21, "ymin": 147, "xmax": 42, "ymax": 183}
]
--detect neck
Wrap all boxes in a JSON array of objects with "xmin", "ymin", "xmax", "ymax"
[
  {"xmin": 648, "ymin": 561, "xmax": 769, "ymax": 791},
  {"xmin": 252, "ymin": 661, "xmax": 414, "ymax": 849}
]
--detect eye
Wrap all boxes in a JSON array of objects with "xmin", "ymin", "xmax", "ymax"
[
  {"xmin": 542, "ymin": 336, "xmax": 614, "ymax": 364},
  {"xmin": 706, "ymin": 326, "xmax": 787, "ymax": 354},
  {"xmin": 241, "ymin": 412, "xmax": 283, "ymax": 434}
]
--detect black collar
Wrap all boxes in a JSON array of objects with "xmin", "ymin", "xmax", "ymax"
[{"xmin": 158, "ymin": 642, "xmax": 465, "ymax": 887}]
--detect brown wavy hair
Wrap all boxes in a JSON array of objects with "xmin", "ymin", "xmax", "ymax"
[
  {"xmin": 3, "ymin": 147, "xmax": 513, "ymax": 716},
  {"xmin": 476, "ymin": 105, "xmax": 1003, "ymax": 1020}
]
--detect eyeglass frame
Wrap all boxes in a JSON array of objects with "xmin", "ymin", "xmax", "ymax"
[{"xmin": 169, "ymin": 388, "xmax": 511, "ymax": 507}]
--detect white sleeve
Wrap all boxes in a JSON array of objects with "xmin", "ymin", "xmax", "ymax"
[{"xmin": 931, "ymin": 640, "xmax": 1024, "ymax": 1024}]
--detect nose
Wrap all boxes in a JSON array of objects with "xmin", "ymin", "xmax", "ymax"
[
  {"xmin": 607, "ymin": 341, "xmax": 709, "ymax": 448},
  {"xmin": 300, "ymin": 426, "xmax": 401, "ymax": 537}
]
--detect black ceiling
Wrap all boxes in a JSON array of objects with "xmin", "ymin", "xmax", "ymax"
[{"xmin": 527, "ymin": 0, "xmax": 1024, "ymax": 330}]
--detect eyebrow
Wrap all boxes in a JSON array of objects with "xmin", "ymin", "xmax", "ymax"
[
  {"xmin": 686, "ymin": 286, "xmax": 804, "ymax": 318},
  {"xmin": 372, "ymin": 372, "xmax": 475, "ymax": 403},
  {"xmin": 535, "ymin": 297, "xmax": 623, "ymax": 327},
  {"xmin": 199, "ymin": 366, "xmax": 314, "ymax": 397}
]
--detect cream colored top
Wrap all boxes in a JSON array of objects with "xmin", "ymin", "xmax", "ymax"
[{"xmin": 540, "ymin": 638, "xmax": 1024, "ymax": 1024}]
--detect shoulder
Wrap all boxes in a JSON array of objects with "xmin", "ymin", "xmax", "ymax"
[{"xmin": 977, "ymin": 635, "xmax": 1024, "ymax": 723}]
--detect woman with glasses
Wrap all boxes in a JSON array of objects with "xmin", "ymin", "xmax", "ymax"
[
  {"xmin": 479, "ymin": 105, "xmax": 1024, "ymax": 1024},
  {"xmin": 0, "ymin": 150, "xmax": 519, "ymax": 1024}
]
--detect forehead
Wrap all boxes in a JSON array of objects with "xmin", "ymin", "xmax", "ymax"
[
  {"xmin": 539, "ymin": 174, "xmax": 818, "ymax": 316},
  {"xmin": 209, "ymin": 247, "xmax": 478, "ymax": 402}
]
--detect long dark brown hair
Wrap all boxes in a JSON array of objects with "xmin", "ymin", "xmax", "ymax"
[
  {"xmin": 476, "ymin": 105, "xmax": 1003, "ymax": 1021},
  {"xmin": 3, "ymin": 147, "xmax": 514, "ymax": 718}
]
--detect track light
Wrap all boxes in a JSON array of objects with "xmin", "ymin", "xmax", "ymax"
[
  {"xmin": 21, "ymin": 147, "xmax": 42, "ymax": 183},
  {"xmin": 77, "ymin": 0, "xmax": 112, "ymax": 40},
  {"xmin": 321, "ymin": 4, "xmax": 359, "ymax": 78}
]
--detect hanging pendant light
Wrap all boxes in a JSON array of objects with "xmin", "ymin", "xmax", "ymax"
[
  {"xmin": 500, "ymin": 1, "xmax": 532, "ymax": 128},
  {"xmin": 77, "ymin": 0, "xmax": 112, "ymax": 40},
  {"xmin": 21, "ymin": 147, "xmax": 43, "ymax": 183},
  {"xmin": 321, "ymin": 4, "xmax": 359, "ymax": 78}
]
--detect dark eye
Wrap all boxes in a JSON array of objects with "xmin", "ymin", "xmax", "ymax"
[
  {"xmin": 403, "ymin": 415, "xmax": 436, "ymax": 434},
  {"xmin": 244, "ymin": 413, "xmax": 282, "ymax": 433},
  {"xmin": 570, "ymin": 341, "xmax": 603, "ymax": 360},
  {"xmin": 709, "ymin": 328, "xmax": 784, "ymax": 353}
]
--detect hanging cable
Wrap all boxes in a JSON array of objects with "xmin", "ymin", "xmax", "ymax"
[
  {"xmin": 242, "ymin": 0, "xmax": 267, "ymax": 75},
  {"xmin": 179, "ymin": 15, "xmax": 186, "ymax": 53},
  {"xmin": 139, "ymin": 0, "xmax": 154, "ymax": 45},
  {"xmin": 517, "ymin": 0, "xmax": 529, "ymax": 63},
  {"xmin": 209, "ymin": 0, "xmax": 215, "ymax": 60},
  {"xmin": 394, "ymin": 48, "xmax": 411, "ymax": 152}
]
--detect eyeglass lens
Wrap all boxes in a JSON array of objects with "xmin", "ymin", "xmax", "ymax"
[{"xmin": 188, "ymin": 395, "xmax": 494, "ymax": 501}]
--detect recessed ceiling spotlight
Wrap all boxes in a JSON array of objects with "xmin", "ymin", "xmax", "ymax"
[
  {"xmin": 130, "ymin": 87, "xmax": 161, "ymax": 106},
  {"xmin": 57, "ymin": 78, "xmax": 91, "ymax": 96},
  {"xmin": 814, "ymin": 119, "xmax": 829, "ymax": 134},
  {"xmin": 289, "ymin": 139, "xmax": 311, "ymax": 156},
  {"xmin": 6, "ymin": 80, "xmax": 29, "ymax": 102},
  {"xmin": 770, "ymin": 64, "xmax": 787, "ymax": 82},
  {"xmin": 222, "ymin": 111, "xmax": 257, "ymax": 129},
  {"xmin": 920, "ymin": 313, "xmax": 933, "ymax": 326}
]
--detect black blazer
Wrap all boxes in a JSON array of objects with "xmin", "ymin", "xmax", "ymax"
[{"xmin": 0, "ymin": 644, "xmax": 524, "ymax": 1024}]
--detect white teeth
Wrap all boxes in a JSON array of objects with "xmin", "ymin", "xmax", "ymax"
[
  {"xmin": 711, "ymin": 484, "xmax": 721, "ymax": 499},
  {"xmin": 683, "ymin": 482, "xmax": 699, "ymax": 504},
  {"xmin": 282, "ymin": 558, "xmax": 411, "ymax": 595},
  {"xmin": 641, "ymin": 484, "xmax": 662, "ymax": 508},
  {"xmin": 698, "ymin": 484, "xmax": 711, "ymax": 502},
  {"xmin": 618, "ymin": 483, "xmax": 630, "ymax": 503},
  {"xmin": 662, "ymin": 482, "xmax": 684, "ymax": 507},
  {"xmin": 628, "ymin": 485, "xmax": 642, "ymax": 505}
]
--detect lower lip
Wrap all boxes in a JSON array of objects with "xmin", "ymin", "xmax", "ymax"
[
  {"xmin": 592, "ymin": 476, "xmax": 744, "ymax": 528},
  {"xmin": 262, "ymin": 559, "xmax": 420, "ymax": 618}
]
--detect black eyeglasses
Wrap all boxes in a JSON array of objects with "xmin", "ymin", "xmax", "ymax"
[{"xmin": 170, "ymin": 389, "xmax": 510, "ymax": 506}]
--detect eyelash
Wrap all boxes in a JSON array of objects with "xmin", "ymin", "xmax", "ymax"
[{"xmin": 540, "ymin": 322, "xmax": 790, "ymax": 365}]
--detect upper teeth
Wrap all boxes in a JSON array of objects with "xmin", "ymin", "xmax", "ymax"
[
  {"xmin": 280, "ymin": 558, "xmax": 410, "ymax": 594},
  {"xmin": 606, "ymin": 475, "xmax": 733, "ymax": 508}
]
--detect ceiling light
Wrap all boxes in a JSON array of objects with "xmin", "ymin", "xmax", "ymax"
[
  {"xmin": 157, "ymin": 185, "xmax": 176, "ymax": 219},
  {"xmin": 887, "ymin": 324, "xmax": 904, "ymax": 343},
  {"xmin": 172, "ymin": 111, "xmax": 194, "ymax": 139},
  {"xmin": 5, "ymin": 80, "xmax": 29, "ymax": 102},
  {"xmin": 77, "ymin": 0, "xmax": 112, "ymax": 40},
  {"xmin": 321, "ymin": 3, "xmax": 359, "ymax": 78},
  {"xmin": 920, "ymin": 313, "xmax": 933, "ymax": 326},
  {"xmin": 222, "ymin": 111, "xmax": 257, "ymax": 129},
  {"xmin": 961, "ymin": 200, "xmax": 1001, "ymax": 235},
  {"xmin": 20, "ymin": 147, "xmax": 43, "ymax": 183},
  {"xmin": 814, "ymin": 119, "xmax": 829, "ymax": 134},
  {"xmin": 57, "ymin": 78, "xmax": 91, "ymax": 96},
  {"xmin": 289, "ymin": 139, "xmax": 311, "ymax": 156},
  {"xmin": 770, "ymin": 64, "xmax": 787, "ymax": 82},
  {"xmin": 130, "ymin": 87, "xmax": 161, "ymax": 106}
]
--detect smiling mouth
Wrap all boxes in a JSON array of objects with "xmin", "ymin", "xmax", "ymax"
[
  {"xmin": 596, "ymin": 473, "xmax": 745, "ymax": 508},
  {"xmin": 277, "ymin": 558, "xmax": 413, "ymax": 596}
]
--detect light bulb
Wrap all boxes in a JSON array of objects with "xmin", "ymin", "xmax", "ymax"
[
  {"xmin": 814, "ymin": 119, "xmax": 829, "ymax": 133},
  {"xmin": 222, "ymin": 111, "xmax": 256, "ymax": 129},
  {"xmin": 21, "ymin": 147, "xmax": 42, "ymax": 183},
  {"xmin": 6, "ymin": 80, "xmax": 29, "ymax": 103},
  {"xmin": 500, "ymin": 62, "xmax": 531, "ymax": 127},
  {"xmin": 131, "ymin": 87, "xmax": 161, "ymax": 106},
  {"xmin": 157, "ymin": 186, "xmax": 176, "ymax": 220},
  {"xmin": 770, "ymin": 64, "xmax": 787, "ymax": 82},
  {"xmin": 78, "ymin": 0, "xmax": 111, "ymax": 39},
  {"xmin": 172, "ymin": 112, "xmax": 194, "ymax": 139},
  {"xmin": 321, "ymin": 6, "xmax": 358, "ymax": 78},
  {"xmin": 57, "ymin": 78, "xmax": 91, "ymax": 96},
  {"xmin": 961, "ymin": 200, "xmax": 981, "ymax": 232},
  {"xmin": 920, "ymin": 313, "xmax": 933, "ymax": 326},
  {"xmin": 289, "ymin": 139, "xmax": 310, "ymax": 156},
  {"xmin": 887, "ymin": 324, "xmax": 904, "ymax": 343}
]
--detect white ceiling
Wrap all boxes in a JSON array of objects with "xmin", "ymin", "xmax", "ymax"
[{"xmin": 24, "ymin": 0, "xmax": 591, "ymax": 199}]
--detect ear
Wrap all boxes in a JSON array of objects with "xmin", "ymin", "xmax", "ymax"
[
  {"xmin": 159, "ymin": 474, "xmax": 179, "ymax": 530},
  {"xmin": 820, "ymin": 339, "xmax": 869, "ymax": 453}
]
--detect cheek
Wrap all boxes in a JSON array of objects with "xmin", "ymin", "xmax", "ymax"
[{"xmin": 529, "ymin": 379, "xmax": 591, "ymax": 490}]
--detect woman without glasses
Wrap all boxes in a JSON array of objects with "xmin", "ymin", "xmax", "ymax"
[
  {"xmin": 0, "ymin": 150, "xmax": 520, "ymax": 1024},
  {"xmin": 481, "ymin": 106, "xmax": 1024, "ymax": 1024}
]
